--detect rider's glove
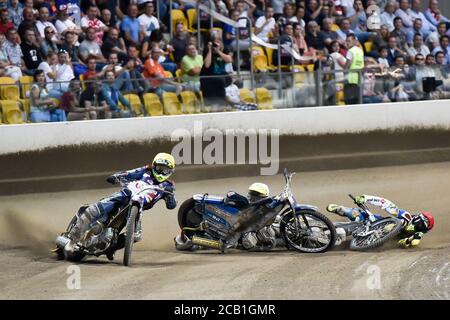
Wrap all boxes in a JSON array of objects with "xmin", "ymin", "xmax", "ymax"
[
  {"xmin": 398, "ymin": 238, "xmax": 410, "ymax": 248},
  {"xmin": 354, "ymin": 195, "xmax": 366, "ymax": 205},
  {"xmin": 106, "ymin": 175, "xmax": 119, "ymax": 185}
]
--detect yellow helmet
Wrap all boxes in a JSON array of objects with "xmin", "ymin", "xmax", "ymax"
[
  {"xmin": 151, "ymin": 153, "xmax": 176, "ymax": 182},
  {"xmin": 248, "ymin": 182, "xmax": 270, "ymax": 202}
]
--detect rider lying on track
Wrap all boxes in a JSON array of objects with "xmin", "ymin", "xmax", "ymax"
[
  {"xmin": 327, "ymin": 195, "xmax": 435, "ymax": 248},
  {"xmin": 65, "ymin": 153, "xmax": 177, "ymax": 260}
]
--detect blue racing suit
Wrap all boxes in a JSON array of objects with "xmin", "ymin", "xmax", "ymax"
[{"xmin": 82, "ymin": 166, "xmax": 176, "ymax": 230}]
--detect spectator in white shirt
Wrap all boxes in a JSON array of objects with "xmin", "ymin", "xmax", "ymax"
[
  {"xmin": 381, "ymin": 0, "xmax": 397, "ymax": 32},
  {"xmin": 35, "ymin": 5, "xmax": 57, "ymax": 40},
  {"xmin": 426, "ymin": 21, "xmax": 447, "ymax": 49},
  {"xmin": 395, "ymin": 0, "xmax": 414, "ymax": 30},
  {"xmin": 138, "ymin": 1, "xmax": 160, "ymax": 38},
  {"xmin": 254, "ymin": 6, "xmax": 276, "ymax": 43},
  {"xmin": 408, "ymin": 0, "xmax": 436, "ymax": 37},
  {"xmin": 407, "ymin": 33, "xmax": 431, "ymax": 58},
  {"xmin": 54, "ymin": 49, "xmax": 75, "ymax": 93},
  {"xmin": 38, "ymin": 51, "xmax": 61, "ymax": 98},
  {"xmin": 55, "ymin": 5, "xmax": 82, "ymax": 39}
]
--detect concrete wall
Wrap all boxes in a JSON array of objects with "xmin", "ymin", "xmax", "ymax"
[{"xmin": 1, "ymin": 100, "xmax": 450, "ymax": 155}]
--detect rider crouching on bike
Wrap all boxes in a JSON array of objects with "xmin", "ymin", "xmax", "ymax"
[
  {"xmin": 174, "ymin": 182, "xmax": 280, "ymax": 251},
  {"xmin": 65, "ymin": 153, "xmax": 177, "ymax": 259},
  {"xmin": 327, "ymin": 195, "xmax": 435, "ymax": 248}
]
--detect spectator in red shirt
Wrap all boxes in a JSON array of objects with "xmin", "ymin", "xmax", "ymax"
[
  {"xmin": 143, "ymin": 46, "xmax": 181, "ymax": 96},
  {"xmin": 0, "ymin": 9, "xmax": 14, "ymax": 35}
]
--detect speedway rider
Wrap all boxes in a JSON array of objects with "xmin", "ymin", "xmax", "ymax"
[
  {"xmin": 174, "ymin": 182, "xmax": 280, "ymax": 251},
  {"xmin": 327, "ymin": 195, "xmax": 435, "ymax": 248},
  {"xmin": 65, "ymin": 153, "xmax": 177, "ymax": 259}
]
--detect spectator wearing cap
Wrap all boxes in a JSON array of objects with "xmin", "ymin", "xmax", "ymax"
[
  {"xmin": 3, "ymin": 28, "xmax": 25, "ymax": 71},
  {"xmin": 54, "ymin": 49, "xmax": 75, "ymax": 94},
  {"xmin": 408, "ymin": 0, "xmax": 436, "ymax": 37},
  {"xmin": 143, "ymin": 45, "xmax": 182, "ymax": 96},
  {"xmin": 81, "ymin": 5, "xmax": 108, "ymax": 45},
  {"xmin": 0, "ymin": 8, "xmax": 13, "ymax": 35},
  {"xmin": 180, "ymin": 43, "xmax": 203, "ymax": 92},
  {"xmin": 0, "ymin": 32, "xmax": 22, "ymax": 81},
  {"xmin": 59, "ymin": 30, "xmax": 86, "ymax": 77},
  {"xmin": 407, "ymin": 33, "xmax": 430, "ymax": 59},
  {"xmin": 101, "ymin": 69, "xmax": 133, "ymax": 118},
  {"xmin": 425, "ymin": 0, "xmax": 450, "ymax": 27},
  {"xmin": 138, "ymin": 1, "xmax": 160, "ymax": 39},
  {"xmin": 101, "ymin": 27, "xmax": 127, "ymax": 61},
  {"xmin": 36, "ymin": 5, "xmax": 58, "ymax": 40},
  {"xmin": 41, "ymin": 26, "xmax": 59, "ymax": 57},
  {"xmin": 431, "ymin": 35, "xmax": 450, "ymax": 64},
  {"xmin": 8, "ymin": 0, "xmax": 23, "ymax": 28},
  {"xmin": 120, "ymin": 4, "xmax": 144, "ymax": 47},
  {"xmin": 79, "ymin": 27, "xmax": 107, "ymax": 65},
  {"xmin": 55, "ymin": 4, "xmax": 82, "ymax": 39},
  {"xmin": 20, "ymin": 28, "xmax": 42, "ymax": 75},
  {"xmin": 254, "ymin": 6, "xmax": 276, "ymax": 43},
  {"xmin": 18, "ymin": 7, "xmax": 38, "ymax": 43},
  {"xmin": 381, "ymin": 0, "xmax": 397, "ymax": 32}
]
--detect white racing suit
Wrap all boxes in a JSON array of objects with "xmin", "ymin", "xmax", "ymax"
[
  {"xmin": 67, "ymin": 166, "xmax": 176, "ymax": 251},
  {"xmin": 333, "ymin": 195, "xmax": 426, "ymax": 247}
]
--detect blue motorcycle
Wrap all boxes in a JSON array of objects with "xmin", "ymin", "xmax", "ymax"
[{"xmin": 177, "ymin": 169, "xmax": 337, "ymax": 253}]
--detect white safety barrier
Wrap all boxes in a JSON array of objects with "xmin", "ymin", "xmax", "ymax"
[{"xmin": 1, "ymin": 101, "xmax": 450, "ymax": 155}]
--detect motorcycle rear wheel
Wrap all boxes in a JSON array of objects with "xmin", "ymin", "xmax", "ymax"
[
  {"xmin": 123, "ymin": 206, "xmax": 139, "ymax": 266},
  {"xmin": 349, "ymin": 217, "xmax": 403, "ymax": 251},
  {"xmin": 280, "ymin": 210, "xmax": 337, "ymax": 253},
  {"xmin": 177, "ymin": 198, "xmax": 203, "ymax": 238}
]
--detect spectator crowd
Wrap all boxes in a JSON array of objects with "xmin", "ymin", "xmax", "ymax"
[{"xmin": 1, "ymin": 0, "xmax": 450, "ymax": 121}]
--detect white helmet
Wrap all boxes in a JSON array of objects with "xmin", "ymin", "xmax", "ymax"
[{"xmin": 248, "ymin": 182, "xmax": 270, "ymax": 202}]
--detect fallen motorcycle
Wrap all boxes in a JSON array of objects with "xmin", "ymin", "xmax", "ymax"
[
  {"xmin": 176, "ymin": 169, "xmax": 337, "ymax": 253},
  {"xmin": 333, "ymin": 194, "xmax": 403, "ymax": 251}
]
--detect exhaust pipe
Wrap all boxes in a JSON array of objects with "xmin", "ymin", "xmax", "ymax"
[
  {"xmin": 55, "ymin": 235, "xmax": 70, "ymax": 248},
  {"xmin": 192, "ymin": 236, "xmax": 224, "ymax": 251}
]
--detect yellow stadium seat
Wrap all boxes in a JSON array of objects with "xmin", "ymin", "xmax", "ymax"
[
  {"xmin": 143, "ymin": 93, "xmax": 163, "ymax": 116},
  {"xmin": 0, "ymin": 77, "xmax": 20, "ymax": 100},
  {"xmin": 122, "ymin": 94, "xmax": 143, "ymax": 116},
  {"xmin": 162, "ymin": 92, "xmax": 182, "ymax": 115},
  {"xmin": 239, "ymin": 88, "xmax": 256, "ymax": 104},
  {"xmin": 171, "ymin": 9, "xmax": 188, "ymax": 35},
  {"xmin": 175, "ymin": 69, "xmax": 183, "ymax": 82},
  {"xmin": 255, "ymin": 88, "xmax": 273, "ymax": 110},
  {"xmin": 164, "ymin": 71, "xmax": 174, "ymax": 79},
  {"xmin": 79, "ymin": 74, "xmax": 86, "ymax": 90},
  {"xmin": 19, "ymin": 76, "xmax": 33, "ymax": 99},
  {"xmin": 186, "ymin": 8, "xmax": 209, "ymax": 33},
  {"xmin": 251, "ymin": 46, "xmax": 271, "ymax": 72},
  {"xmin": 180, "ymin": 91, "xmax": 199, "ymax": 114},
  {"xmin": 303, "ymin": 64, "xmax": 315, "ymax": 72},
  {"xmin": 265, "ymin": 47, "xmax": 276, "ymax": 70},
  {"xmin": 364, "ymin": 40, "xmax": 374, "ymax": 53},
  {"xmin": 18, "ymin": 99, "xmax": 30, "ymax": 120},
  {"xmin": 331, "ymin": 23, "xmax": 340, "ymax": 32},
  {"xmin": 0, "ymin": 100, "xmax": 24, "ymax": 124},
  {"xmin": 336, "ymin": 83, "xmax": 345, "ymax": 105}
]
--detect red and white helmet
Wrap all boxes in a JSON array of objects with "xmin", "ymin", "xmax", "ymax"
[{"xmin": 415, "ymin": 211, "xmax": 435, "ymax": 232}]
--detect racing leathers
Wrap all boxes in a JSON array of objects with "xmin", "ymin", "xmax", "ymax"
[
  {"xmin": 67, "ymin": 165, "xmax": 176, "ymax": 250},
  {"xmin": 329, "ymin": 195, "xmax": 428, "ymax": 248}
]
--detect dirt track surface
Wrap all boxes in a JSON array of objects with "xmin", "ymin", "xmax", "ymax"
[{"xmin": 0, "ymin": 162, "xmax": 449, "ymax": 300}]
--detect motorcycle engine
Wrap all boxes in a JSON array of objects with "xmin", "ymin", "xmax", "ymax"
[{"xmin": 85, "ymin": 228, "xmax": 117, "ymax": 255}]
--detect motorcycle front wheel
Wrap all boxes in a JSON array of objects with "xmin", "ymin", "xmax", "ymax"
[
  {"xmin": 280, "ymin": 210, "xmax": 337, "ymax": 253},
  {"xmin": 123, "ymin": 206, "xmax": 139, "ymax": 266},
  {"xmin": 349, "ymin": 217, "xmax": 403, "ymax": 251}
]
